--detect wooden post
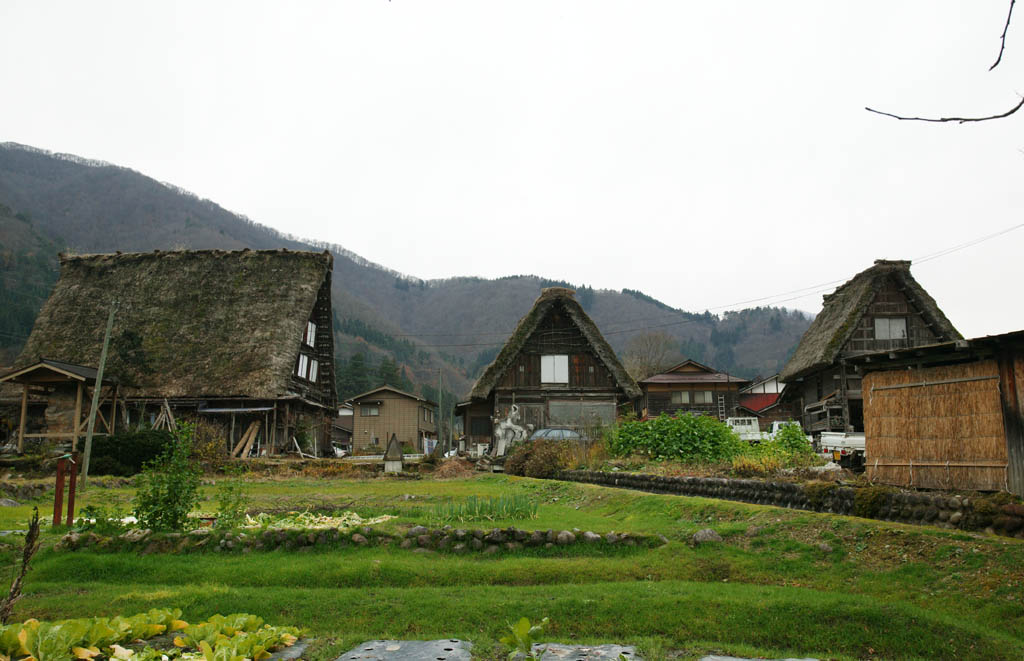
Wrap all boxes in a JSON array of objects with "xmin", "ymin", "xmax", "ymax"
[
  {"xmin": 271, "ymin": 403, "xmax": 277, "ymax": 454},
  {"xmin": 108, "ymin": 385, "xmax": 117, "ymax": 435},
  {"xmin": 53, "ymin": 458, "xmax": 66, "ymax": 527},
  {"xmin": 17, "ymin": 384, "xmax": 27, "ymax": 454},
  {"xmin": 230, "ymin": 413, "xmax": 236, "ymax": 454},
  {"xmin": 998, "ymin": 349, "xmax": 1024, "ymax": 496},
  {"xmin": 72, "ymin": 381, "xmax": 83, "ymax": 452},
  {"xmin": 81, "ymin": 302, "xmax": 116, "ymax": 490},
  {"xmin": 66, "ymin": 453, "xmax": 78, "ymax": 526}
]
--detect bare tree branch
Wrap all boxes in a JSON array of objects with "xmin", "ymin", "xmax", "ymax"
[
  {"xmin": 991, "ymin": 0, "xmax": 1017, "ymax": 70},
  {"xmin": 865, "ymin": 95, "xmax": 1024, "ymax": 123}
]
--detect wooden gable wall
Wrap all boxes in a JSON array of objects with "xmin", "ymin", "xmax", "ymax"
[
  {"xmin": 496, "ymin": 304, "xmax": 617, "ymax": 391},
  {"xmin": 841, "ymin": 275, "xmax": 940, "ymax": 355}
]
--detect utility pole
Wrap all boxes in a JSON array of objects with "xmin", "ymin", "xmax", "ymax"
[
  {"xmin": 437, "ymin": 367, "xmax": 443, "ymax": 454},
  {"xmin": 80, "ymin": 301, "xmax": 116, "ymax": 490}
]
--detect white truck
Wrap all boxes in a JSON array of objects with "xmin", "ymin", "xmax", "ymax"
[
  {"xmin": 726, "ymin": 417, "xmax": 764, "ymax": 443},
  {"xmin": 818, "ymin": 431, "xmax": 866, "ymax": 470}
]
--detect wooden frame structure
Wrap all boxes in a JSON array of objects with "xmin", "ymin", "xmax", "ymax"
[{"xmin": 0, "ymin": 359, "xmax": 118, "ymax": 453}]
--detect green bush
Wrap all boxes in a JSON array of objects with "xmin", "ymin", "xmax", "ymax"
[
  {"xmin": 772, "ymin": 422, "xmax": 815, "ymax": 458},
  {"xmin": 608, "ymin": 413, "xmax": 745, "ymax": 463},
  {"xmin": 132, "ymin": 422, "xmax": 201, "ymax": 531},
  {"xmin": 215, "ymin": 469, "xmax": 251, "ymax": 530},
  {"xmin": 89, "ymin": 429, "xmax": 173, "ymax": 475}
]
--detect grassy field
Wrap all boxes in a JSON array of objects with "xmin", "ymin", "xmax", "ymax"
[{"xmin": 1, "ymin": 472, "xmax": 1023, "ymax": 660}]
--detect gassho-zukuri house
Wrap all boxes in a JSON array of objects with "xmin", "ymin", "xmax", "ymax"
[
  {"xmin": 456, "ymin": 287, "xmax": 641, "ymax": 455},
  {"xmin": 1, "ymin": 249, "xmax": 337, "ymax": 456}
]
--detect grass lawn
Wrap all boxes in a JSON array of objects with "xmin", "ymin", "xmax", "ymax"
[{"xmin": 2, "ymin": 473, "xmax": 1023, "ymax": 660}]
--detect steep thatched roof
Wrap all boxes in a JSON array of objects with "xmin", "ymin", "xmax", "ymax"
[
  {"xmin": 16, "ymin": 249, "xmax": 332, "ymax": 400},
  {"xmin": 469, "ymin": 287, "xmax": 642, "ymax": 401},
  {"xmin": 780, "ymin": 260, "xmax": 961, "ymax": 381}
]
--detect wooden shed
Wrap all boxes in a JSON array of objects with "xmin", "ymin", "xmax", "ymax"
[{"xmin": 850, "ymin": 330, "xmax": 1024, "ymax": 496}]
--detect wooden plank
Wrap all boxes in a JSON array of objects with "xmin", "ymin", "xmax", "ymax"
[
  {"xmin": 999, "ymin": 349, "xmax": 1024, "ymax": 496},
  {"xmin": 17, "ymin": 384, "xmax": 27, "ymax": 454},
  {"xmin": 238, "ymin": 421, "xmax": 261, "ymax": 459},
  {"xmin": 871, "ymin": 375, "xmax": 999, "ymax": 392},
  {"xmin": 231, "ymin": 421, "xmax": 259, "ymax": 457}
]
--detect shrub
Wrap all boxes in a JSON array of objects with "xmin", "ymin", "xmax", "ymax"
[
  {"xmin": 132, "ymin": 422, "xmax": 201, "ymax": 531},
  {"xmin": 772, "ymin": 423, "xmax": 815, "ymax": 459},
  {"xmin": 731, "ymin": 454, "xmax": 782, "ymax": 477},
  {"xmin": 505, "ymin": 439, "xmax": 568, "ymax": 478},
  {"xmin": 89, "ymin": 429, "xmax": 172, "ymax": 475},
  {"xmin": 215, "ymin": 469, "xmax": 251, "ymax": 529},
  {"xmin": 608, "ymin": 413, "xmax": 745, "ymax": 463},
  {"xmin": 433, "ymin": 494, "xmax": 538, "ymax": 522}
]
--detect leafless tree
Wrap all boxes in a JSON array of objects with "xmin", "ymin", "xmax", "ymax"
[
  {"xmin": 623, "ymin": 331, "xmax": 678, "ymax": 382},
  {"xmin": 0, "ymin": 508, "xmax": 40, "ymax": 624},
  {"xmin": 867, "ymin": 1, "xmax": 1022, "ymax": 123}
]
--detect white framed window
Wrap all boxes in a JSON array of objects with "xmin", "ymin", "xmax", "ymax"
[
  {"xmin": 671, "ymin": 391, "xmax": 690, "ymax": 405},
  {"xmin": 309, "ymin": 359, "xmax": 319, "ymax": 383},
  {"xmin": 305, "ymin": 321, "xmax": 317, "ymax": 346},
  {"xmin": 297, "ymin": 354, "xmax": 309, "ymax": 378},
  {"xmin": 541, "ymin": 355, "xmax": 569, "ymax": 383},
  {"xmin": 875, "ymin": 317, "xmax": 907, "ymax": 340}
]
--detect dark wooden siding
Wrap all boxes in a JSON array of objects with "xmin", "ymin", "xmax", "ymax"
[
  {"xmin": 287, "ymin": 273, "xmax": 336, "ymax": 408},
  {"xmin": 843, "ymin": 276, "xmax": 940, "ymax": 355}
]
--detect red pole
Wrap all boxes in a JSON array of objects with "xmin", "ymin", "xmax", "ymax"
[
  {"xmin": 66, "ymin": 453, "xmax": 79, "ymax": 526},
  {"xmin": 53, "ymin": 458, "xmax": 66, "ymax": 527}
]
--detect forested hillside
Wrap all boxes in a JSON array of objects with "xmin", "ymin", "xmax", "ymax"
[{"xmin": 0, "ymin": 142, "xmax": 812, "ymax": 405}]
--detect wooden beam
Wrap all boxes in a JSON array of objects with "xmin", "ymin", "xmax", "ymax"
[
  {"xmin": 238, "ymin": 421, "xmax": 261, "ymax": 460},
  {"xmin": 998, "ymin": 349, "xmax": 1024, "ymax": 496},
  {"xmin": 17, "ymin": 384, "xmax": 27, "ymax": 454},
  {"xmin": 72, "ymin": 381, "xmax": 83, "ymax": 452}
]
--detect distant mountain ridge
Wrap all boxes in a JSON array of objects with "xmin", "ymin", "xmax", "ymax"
[{"xmin": 0, "ymin": 142, "xmax": 812, "ymax": 401}]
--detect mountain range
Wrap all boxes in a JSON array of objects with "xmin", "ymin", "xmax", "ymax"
[{"xmin": 0, "ymin": 142, "xmax": 812, "ymax": 404}]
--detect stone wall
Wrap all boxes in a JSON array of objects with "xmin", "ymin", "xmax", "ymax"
[{"xmin": 558, "ymin": 470, "xmax": 1024, "ymax": 539}]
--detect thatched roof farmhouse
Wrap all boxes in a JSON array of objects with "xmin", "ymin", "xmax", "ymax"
[
  {"xmin": 9, "ymin": 249, "xmax": 337, "ymax": 456},
  {"xmin": 457, "ymin": 287, "xmax": 639, "ymax": 456},
  {"xmin": 780, "ymin": 259, "xmax": 961, "ymax": 436}
]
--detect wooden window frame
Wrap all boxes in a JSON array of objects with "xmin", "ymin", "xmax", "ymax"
[
  {"xmin": 305, "ymin": 321, "xmax": 317, "ymax": 347},
  {"xmin": 361, "ymin": 405, "xmax": 379, "ymax": 417}
]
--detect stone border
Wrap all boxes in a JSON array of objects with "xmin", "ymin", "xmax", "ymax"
[
  {"xmin": 557, "ymin": 470, "xmax": 1024, "ymax": 539},
  {"xmin": 57, "ymin": 524, "xmax": 660, "ymax": 554}
]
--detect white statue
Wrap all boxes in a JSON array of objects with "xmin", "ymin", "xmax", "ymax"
[{"xmin": 492, "ymin": 404, "xmax": 529, "ymax": 456}]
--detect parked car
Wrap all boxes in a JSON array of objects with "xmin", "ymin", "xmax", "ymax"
[{"xmin": 528, "ymin": 427, "xmax": 583, "ymax": 442}]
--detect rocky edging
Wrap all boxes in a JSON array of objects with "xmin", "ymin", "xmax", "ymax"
[
  {"xmin": 558, "ymin": 470, "xmax": 1024, "ymax": 539},
  {"xmin": 57, "ymin": 524, "xmax": 660, "ymax": 554}
]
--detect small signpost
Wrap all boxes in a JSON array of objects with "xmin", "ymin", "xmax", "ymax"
[{"xmin": 53, "ymin": 452, "xmax": 79, "ymax": 526}]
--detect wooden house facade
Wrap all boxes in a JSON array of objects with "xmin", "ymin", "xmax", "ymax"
[
  {"xmin": 848, "ymin": 330, "xmax": 1024, "ymax": 496},
  {"xmin": 637, "ymin": 360, "xmax": 749, "ymax": 420},
  {"xmin": 779, "ymin": 260, "xmax": 961, "ymax": 437},
  {"xmin": 349, "ymin": 385, "xmax": 437, "ymax": 454},
  {"xmin": 457, "ymin": 287, "xmax": 641, "ymax": 452},
  {"xmin": 3, "ymin": 249, "xmax": 337, "ymax": 456}
]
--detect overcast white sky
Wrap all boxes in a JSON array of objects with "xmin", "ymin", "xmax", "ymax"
[{"xmin": 2, "ymin": 1, "xmax": 1022, "ymax": 337}]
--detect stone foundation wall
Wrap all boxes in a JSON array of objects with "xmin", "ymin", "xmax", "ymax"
[{"xmin": 558, "ymin": 470, "xmax": 1024, "ymax": 539}]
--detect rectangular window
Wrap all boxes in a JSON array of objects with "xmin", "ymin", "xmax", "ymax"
[
  {"xmin": 541, "ymin": 355, "xmax": 569, "ymax": 383},
  {"xmin": 671, "ymin": 391, "xmax": 690, "ymax": 405},
  {"xmin": 360, "ymin": 405, "xmax": 379, "ymax": 416},
  {"xmin": 297, "ymin": 354, "xmax": 309, "ymax": 379},
  {"xmin": 692, "ymin": 391, "xmax": 713, "ymax": 404},
  {"xmin": 305, "ymin": 321, "xmax": 317, "ymax": 346},
  {"xmin": 874, "ymin": 317, "xmax": 907, "ymax": 340},
  {"xmin": 308, "ymin": 359, "xmax": 319, "ymax": 383}
]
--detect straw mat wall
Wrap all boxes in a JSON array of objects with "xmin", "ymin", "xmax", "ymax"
[{"xmin": 864, "ymin": 360, "xmax": 1007, "ymax": 491}]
